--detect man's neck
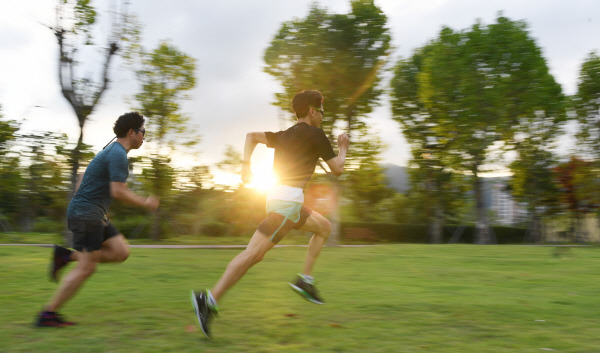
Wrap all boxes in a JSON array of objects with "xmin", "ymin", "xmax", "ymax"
[
  {"xmin": 115, "ymin": 138, "xmax": 132, "ymax": 153},
  {"xmin": 297, "ymin": 117, "xmax": 313, "ymax": 126}
]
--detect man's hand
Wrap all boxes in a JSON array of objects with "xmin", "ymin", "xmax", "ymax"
[
  {"xmin": 337, "ymin": 133, "xmax": 350, "ymax": 150},
  {"xmin": 144, "ymin": 196, "xmax": 160, "ymax": 211},
  {"xmin": 241, "ymin": 163, "xmax": 252, "ymax": 184}
]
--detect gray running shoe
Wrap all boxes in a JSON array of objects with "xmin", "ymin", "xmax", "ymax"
[
  {"xmin": 288, "ymin": 275, "xmax": 325, "ymax": 304},
  {"xmin": 190, "ymin": 289, "xmax": 217, "ymax": 337}
]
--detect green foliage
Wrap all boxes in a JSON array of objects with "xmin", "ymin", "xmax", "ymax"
[
  {"xmin": 131, "ymin": 40, "xmax": 199, "ymax": 239},
  {"xmin": 134, "ymin": 41, "xmax": 198, "ymax": 151},
  {"xmin": 216, "ymin": 145, "xmax": 243, "ymax": 175},
  {"xmin": 0, "ymin": 114, "xmax": 18, "ymax": 155},
  {"xmin": 340, "ymin": 222, "xmax": 527, "ymax": 244},
  {"xmin": 264, "ymin": 0, "xmax": 391, "ymax": 138},
  {"xmin": 342, "ymin": 133, "xmax": 393, "ymax": 221},
  {"xmin": 390, "ymin": 14, "xmax": 566, "ymax": 244},
  {"xmin": 554, "ymin": 157, "xmax": 598, "ymax": 215},
  {"xmin": 201, "ymin": 222, "xmax": 229, "ymax": 237},
  {"xmin": 509, "ymin": 141, "xmax": 561, "ymax": 212},
  {"xmin": 574, "ymin": 51, "xmax": 600, "ymax": 159}
]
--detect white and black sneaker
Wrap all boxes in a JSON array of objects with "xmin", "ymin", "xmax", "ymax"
[
  {"xmin": 288, "ymin": 275, "xmax": 325, "ymax": 304},
  {"xmin": 190, "ymin": 289, "xmax": 217, "ymax": 337}
]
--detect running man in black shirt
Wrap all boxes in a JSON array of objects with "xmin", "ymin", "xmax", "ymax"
[{"xmin": 191, "ymin": 90, "xmax": 349, "ymax": 337}]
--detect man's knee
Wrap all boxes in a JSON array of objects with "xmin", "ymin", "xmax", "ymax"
[
  {"xmin": 115, "ymin": 246, "xmax": 130, "ymax": 262},
  {"xmin": 103, "ymin": 235, "xmax": 130, "ymax": 262},
  {"xmin": 317, "ymin": 217, "xmax": 332, "ymax": 238},
  {"xmin": 245, "ymin": 248, "xmax": 266, "ymax": 264},
  {"xmin": 77, "ymin": 261, "xmax": 98, "ymax": 278}
]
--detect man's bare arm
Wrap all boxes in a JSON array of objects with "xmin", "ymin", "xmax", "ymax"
[
  {"xmin": 242, "ymin": 132, "xmax": 268, "ymax": 184},
  {"xmin": 325, "ymin": 133, "xmax": 350, "ymax": 177},
  {"xmin": 110, "ymin": 182, "xmax": 159, "ymax": 210}
]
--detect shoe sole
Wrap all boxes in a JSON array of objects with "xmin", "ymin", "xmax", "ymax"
[
  {"xmin": 190, "ymin": 290, "xmax": 210, "ymax": 338},
  {"xmin": 288, "ymin": 283, "xmax": 324, "ymax": 304}
]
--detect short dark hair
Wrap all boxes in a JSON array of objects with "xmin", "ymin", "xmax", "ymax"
[
  {"xmin": 292, "ymin": 90, "xmax": 323, "ymax": 119},
  {"xmin": 113, "ymin": 112, "xmax": 145, "ymax": 138}
]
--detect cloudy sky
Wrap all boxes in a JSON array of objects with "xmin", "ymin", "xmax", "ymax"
[{"xmin": 0, "ymin": 0, "xmax": 598, "ymax": 182}]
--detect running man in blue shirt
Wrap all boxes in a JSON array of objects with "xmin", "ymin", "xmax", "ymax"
[
  {"xmin": 191, "ymin": 90, "xmax": 349, "ymax": 337},
  {"xmin": 35, "ymin": 112, "xmax": 159, "ymax": 327}
]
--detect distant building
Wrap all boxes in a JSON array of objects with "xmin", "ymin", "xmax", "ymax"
[
  {"xmin": 382, "ymin": 164, "xmax": 528, "ymax": 225},
  {"xmin": 486, "ymin": 178, "xmax": 527, "ymax": 225}
]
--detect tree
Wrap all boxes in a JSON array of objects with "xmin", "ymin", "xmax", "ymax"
[
  {"xmin": 574, "ymin": 51, "xmax": 600, "ymax": 160},
  {"xmin": 509, "ymin": 140, "xmax": 560, "ymax": 242},
  {"xmin": 132, "ymin": 40, "xmax": 197, "ymax": 240},
  {"xmin": 554, "ymin": 157, "xmax": 597, "ymax": 242},
  {"xmin": 343, "ymin": 132, "xmax": 393, "ymax": 221},
  {"xmin": 16, "ymin": 132, "xmax": 74, "ymax": 231},
  {"xmin": 573, "ymin": 51, "xmax": 600, "ymax": 225},
  {"xmin": 264, "ymin": 0, "xmax": 392, "ymax": 243},
  {"xmin": 391, "ymin": 48, "xmax": 466, "ymax": 243},
  {"xmin": 390, "ymin": 15, "xmax": 566, "ymax": 244},
  {"xmin": 50, "ymin": 0, "xmax": 139, "ymax": 189},
  {"xmin": 0, "ymin": 109, "xmax": 21, "ymax": 230}
]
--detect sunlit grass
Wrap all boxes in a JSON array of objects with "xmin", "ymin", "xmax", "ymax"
[{"xmin": 2, "ymin": 245, "xmax": 600, "ymax": 352}]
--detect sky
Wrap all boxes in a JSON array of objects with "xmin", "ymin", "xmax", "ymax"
[{"xmin": 0, "ymin": 0, "xmax": 599, "ymax": 184}]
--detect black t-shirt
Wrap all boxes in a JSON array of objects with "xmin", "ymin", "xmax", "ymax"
[{"xmin": 265, "ymin": 122, "xmax": 337, "ymax": 188}]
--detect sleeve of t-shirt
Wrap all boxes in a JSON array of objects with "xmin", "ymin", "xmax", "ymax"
[
  {"xmin": 107, "ymin": 149, "xmax": 129, "ymax": 183},
  {"xmin": 265, "ymin": 131, "xmax": 278, "ymax": 148},
  {"xmin": 316, "ymin": 129, "xmax": 337, "ymax": 161}
]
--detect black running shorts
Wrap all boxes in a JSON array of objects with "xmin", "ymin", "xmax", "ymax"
[{"xmin": 68, "ymin": 219, "xmax": 120, "ymax": 252}]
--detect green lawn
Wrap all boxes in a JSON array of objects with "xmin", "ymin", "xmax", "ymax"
[{"xmin": 1, "ymin": 244, "xmax": 599, "ymax": 352}]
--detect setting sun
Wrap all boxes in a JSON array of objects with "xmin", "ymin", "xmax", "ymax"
[{"xmin": 246, "ymin": 158, "xmax": 278, "ymax": 192}]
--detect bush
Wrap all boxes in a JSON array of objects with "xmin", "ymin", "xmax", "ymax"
[
  {"xmin": 112, "ymin": 216, "xmax": 151, "ymax": 239},
  {"xmin": 32, "ymin": 217, "xmax": 63, "ymax": 234},
  {"xmin": 340, "ymin": 222, "xmax": 528, "ymax": 244},
  {"xmin": 201, "ymin": 222, "xmax": 229, "ymax": 237}
]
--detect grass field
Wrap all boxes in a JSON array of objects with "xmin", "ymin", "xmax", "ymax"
[{"xmin": 1, "ymin": 244, "xmax": 600, "ymax": 352}]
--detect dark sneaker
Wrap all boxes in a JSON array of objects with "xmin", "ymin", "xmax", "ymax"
[
  {"xmin": 288, "ymin": 275, "xmax": 325, "ymax": 304},
  {"xmin": 35, "ymin": 311, "xmax": 76, "ymax": 327},
  {"xmin": 49, "ymin": 245, "xmax": 72, "ymax": 282},
  {"xmin": 190, "ymin": 290, "xmax": 218, "ymax": 338}
]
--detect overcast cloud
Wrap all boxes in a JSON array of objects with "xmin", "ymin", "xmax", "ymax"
[{"xmin": 0, "ymin": 0, "xmax": 598, "ymax": 174}]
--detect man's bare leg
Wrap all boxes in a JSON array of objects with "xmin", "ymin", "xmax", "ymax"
[
  {"xmin": 46, "ymin": 250, "xmax": 100, "ymax": 312},
  {"xmin": 47, "ymin": 235, "xmax": 130, "ymax": 311},
  {"xmin": 210, "ymin": 230, "xmax": 275, "ymax": 302},
  {"xmin": 299, "ymin": 211, "xmax": 331, "ymax": 276},
  {"xmin": 68, "ymin": 234, "xmax": 130, "ymax": 263}
]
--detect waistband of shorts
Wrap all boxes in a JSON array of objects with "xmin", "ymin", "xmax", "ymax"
[{"xmin": 266, "ymin": 185, "xmax": 304, "ymax": 203}]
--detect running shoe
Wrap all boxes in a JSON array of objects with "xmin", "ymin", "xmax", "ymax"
[
  {"xmin": 190, "ymin": 289, "xmax": 218, "ymax": 337},
  {"xmin": 288, "ymin": 275, "xmax": 325, "ymax": 304},
  {"xmin": 34, "ymin": 311, "xmax": 76, "ymax": 327},
  {"xmin": 49, "ymin": 245, "xmax": 72, "ymax": 282}
]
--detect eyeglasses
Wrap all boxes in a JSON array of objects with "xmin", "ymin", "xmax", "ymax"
[
  {"xmin": 310, "ymin": 106, "xmax": 324, "ymax": 116},
  {"xmin": 135, "ymin": 128, "xmax": 146, "ymax": 136}
]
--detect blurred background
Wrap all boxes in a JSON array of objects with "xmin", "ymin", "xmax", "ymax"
[{"xmin": 0, "ymin": 0, "xmax": 598, "ymax": 245}]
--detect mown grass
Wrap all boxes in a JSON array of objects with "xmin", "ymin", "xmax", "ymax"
[
  {"xmin": 1, "ymin": 244, "xmax": 600, "ymax": 352},
  {"xmin": 0, "ymin": 230, "xmax": 318, "ymax": 246}
]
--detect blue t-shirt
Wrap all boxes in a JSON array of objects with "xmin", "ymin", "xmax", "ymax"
[{"xmin": 67, "ymin": 142, "xmax": 129, "ymax": 221}]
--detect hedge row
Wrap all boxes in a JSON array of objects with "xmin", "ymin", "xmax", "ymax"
[{"xmin": 340, "ymin": 222, "xmax": 528, "ymax": 244}]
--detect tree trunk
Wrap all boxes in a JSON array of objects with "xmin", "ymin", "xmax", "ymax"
[
  {"xmin": 474, "ymin": 176, "xmax": 491, "ymax": 244},
  {"xmin": 326, "ymin": 175, "xmax": 340, "ymax": 246},
  {"xmin": 526, "ymin": 212, "xmax": 542, "ymax": 243},
  {"xmin": 429, "ymin": 201, "xmax": 443, "ymax": 244},
  {"xmin": 151, "ymin": 210, "xmax": 161, "ymax": 241}
]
